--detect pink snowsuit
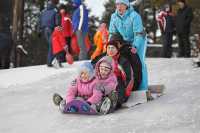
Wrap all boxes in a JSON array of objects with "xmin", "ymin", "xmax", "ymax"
[
  {"xmin": 95, "ymin": 56, "xmax": 118, "ymax": 95},
  {"xmin": 66, "ymin": 77, "xmax": 103, "ymax": 104}
]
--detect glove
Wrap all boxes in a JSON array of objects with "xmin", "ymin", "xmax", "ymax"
[
  {"xmin": 130, "ymin": 47, "xmax": 137, "ymax": 54},
  {"xmin": 64, "ymin": 45, "xmax": 69, "ymax": 51},
  {"xmin": 86, "ymin": 101, "xmax": 91, "ymax": 105}
]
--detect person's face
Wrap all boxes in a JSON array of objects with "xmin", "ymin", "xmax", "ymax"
[
  {"xmin": 107, "ymin": 45, "xmax": 118, "ymax": 57},
  {"xmin": 165, "ymin": 5, "xmax": 170, "ymax": 12},
  {"xmin": 99, "ymin": 62, "xmax": 112, "ymax": 78},
  {"xmin": 116, "ymin": 3, "xmax": 127, "ymax": 15},
  {"xmin": 80, "ymin": 70, "xmax": 90, "ymax": 82},
  {"xmin": 60, "ymin": 9, "xmax": 65, "ymax": 14},
  {"xmin": 178, "ymin": 2, "xmax": 185, "ymax": 9}
]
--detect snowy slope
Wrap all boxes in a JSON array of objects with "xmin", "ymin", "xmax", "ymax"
[{"xmin": 0, "ymin": 58, "xmax": 200, "ymax": 133}]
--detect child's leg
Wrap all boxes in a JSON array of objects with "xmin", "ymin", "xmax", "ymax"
[
  {"xmin": 55, "ymin": 51, "xmax": 66, "ymax": 67},
  {"xmin": 65, "ymin": 37, "xmax": 72, "ymax": 54}
]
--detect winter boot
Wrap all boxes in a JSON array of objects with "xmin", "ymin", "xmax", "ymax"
[
  {"xmin": 52, "ymin": 58, "xmax": 60, "ymax": 68},
  {"xmin": 99, "ymin": 97, "xmax": 112, "ymax": 115},
  {"xmin": 53, "ymin": 93, "xmax": 63, "ymax": 106},
  {"xmin": 146, "ymin": 90, "xmax": 154, "ymax": 101},
  {"xmin": 59, "ymin": 100, "xmax": 67, "ymax": 113},
  {"xmin": 107, "ymin": 90, "xmax": 118, "ymax": 112}
]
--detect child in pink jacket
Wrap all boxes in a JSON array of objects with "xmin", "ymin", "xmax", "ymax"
[
  {"xmin": 66, "ymin": 62, "xmax": 102, "ymax": 105},
  {"xmin": 94, "ymin": 56, "xmax": 118, "ymax": 96}
]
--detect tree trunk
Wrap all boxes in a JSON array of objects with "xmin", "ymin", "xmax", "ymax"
[{"xmin": 11, "ymin": 0, "xmax": 24, "ymax": 67}]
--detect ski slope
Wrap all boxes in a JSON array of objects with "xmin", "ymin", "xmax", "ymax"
[{"xmin": 0, "ymin": 58, "xmax": 200, "ymax": 133}]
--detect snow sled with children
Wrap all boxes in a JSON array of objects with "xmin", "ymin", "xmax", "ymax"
[{"xmin": 52, "ymin": 33, "xmax": 165, "ymax": 115}]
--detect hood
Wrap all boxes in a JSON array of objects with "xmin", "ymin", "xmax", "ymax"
[
  {"xmin": 115, "ymin": 0, "xmax": 130, "ymax": 7},
  {"xmin": 78, "ymin": 61, "xmax": 95, "ymax": 81},
  {"xmin": 47, "ymin": 1, "xmax": 57, "ymax": 10},
  {"xmin": 115, "ymin": 6, "xmax": 134, "ymax": 18},
  {"xmin": 72, "ymin": 0, "xmax": 82, "ymax": 7},
  {"xmin": 95, "ymin": 56, "xmax": 114, "ymax": 80}
]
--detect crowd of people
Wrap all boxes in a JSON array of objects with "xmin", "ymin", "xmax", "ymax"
[
  {"xmin": 156, "ymin": 0, "xmax": 193, "ymax": 58},
  {"xmin": 51, "ymin": 0, "xmax": 150, "ymax": 114},
  {"xmin": 50, "ymin": 0, "xmax": 196, "ymax": 115}
]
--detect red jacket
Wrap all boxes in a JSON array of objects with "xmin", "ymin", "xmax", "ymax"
[
  {"xmin": 61, "ymin": 12, "xmax": 72, "ymax": 37},
  {"xmin": 52, "ymin": 28, "xmax": 66, "ymax": 55}
]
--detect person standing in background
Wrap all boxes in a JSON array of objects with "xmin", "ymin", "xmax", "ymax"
[
  {"xmin": 72, "ymin": 0, "xmax": 89, "ymax": 60},
  {"xmin": 176, "ymin": 0, "xmax": 193, "ymax": 57},
  {"xmin": 156, "ymin": 4, "xmax": 175, "ymax": 58},
  {"xmin": 59, "ymin": 4, "xmax": 73, "ymax": 54},
  {"xmin": 39, "ymin": 0, "xmax": 60, "ymax": 67},
  {"xmin": 91, "ymin": 23, "xmax": 109, "ymax": 60}
]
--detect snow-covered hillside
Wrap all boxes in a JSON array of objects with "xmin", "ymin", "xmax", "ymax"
[{"xmin": 0, "ymin": 58, "xmax": 200, "ymax": 133}]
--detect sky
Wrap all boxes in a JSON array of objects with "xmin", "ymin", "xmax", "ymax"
[
  {"xmin": 60, "ymin": 0, "xmax": 108, "ymax": 18},
  {"xmin": 84, "ymin": 0, "xmax": 108, "ymax": 18}
]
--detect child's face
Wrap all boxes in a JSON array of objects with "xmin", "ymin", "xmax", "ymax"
[
  {"xmin": 60, "ymin": 9, "xmax": 65, "ymax": 14},
  {"xmin": 99, "ymin": 62, "xmax": 112, "ymax": 78},
  {"xmin": 107, "ymin": 45, "xmax": 118, "ymax": 57},
  {"xmin": 80, "ymin": 70, "xmax": 90, "ymax": 82}
]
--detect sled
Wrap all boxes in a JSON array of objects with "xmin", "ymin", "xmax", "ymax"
[
  {"xmin": 122, "ymin": 84, "xmax": 165, "ymax": 108},
  {"xmin": 53, "ymin": 93, "xmax": 113, "ymax": 115},
  {"xmin": 60, "ymin": 99, "xmax": 98, "ymax": 115}
]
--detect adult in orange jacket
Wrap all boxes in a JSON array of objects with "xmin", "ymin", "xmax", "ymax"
[{"xmin": 91, "ymin": 23, "xmax": 109, "ymax": 60}]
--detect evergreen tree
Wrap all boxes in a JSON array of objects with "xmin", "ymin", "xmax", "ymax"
[{"xmin": 101, "ymin": 0, "xmax": 115, "ymax": 27}]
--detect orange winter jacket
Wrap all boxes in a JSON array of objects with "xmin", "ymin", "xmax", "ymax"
[{"xmin": 91, "ymin": 29, "xmax": 109, "ymax": 59}]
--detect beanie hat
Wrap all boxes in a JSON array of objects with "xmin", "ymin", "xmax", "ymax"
[
  {"xmin": 107, "ymin": 41, "xmax": 120, "ymax": 50},
  {"xmin": 115, "ymin": 0, "xmax": 130, "ymax": 6},
  {"xmin": 109, "ymin": 32, "xmax": 124, "ymax": 43},
  {"xmin": 106, "ymin": 32, "xmax": 125, "ymax": 50},
  {"xmin": 78, "ymin": 61, "xmax": 94, "ymax": 80}
]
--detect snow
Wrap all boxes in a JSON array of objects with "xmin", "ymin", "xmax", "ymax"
[{"xmin": 0, "ymin": 58, "xmax": 200, "ymax": 133}]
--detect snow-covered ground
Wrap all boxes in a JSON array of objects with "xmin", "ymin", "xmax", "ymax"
[{"xmin": 0, "ymin": 58, "xmax": 200, "ymax": 133}]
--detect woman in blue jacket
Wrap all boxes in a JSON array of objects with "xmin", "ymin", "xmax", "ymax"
[{"xmin": 109, "ymin": 0, "xmax": 148, "ymax": 90}]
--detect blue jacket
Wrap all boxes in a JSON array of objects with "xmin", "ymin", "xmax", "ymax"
[
  {"xmin": 40, "ymin": 2, "xmax": 60, "ymax": 30},
  {"xmin": 72, "ymin": 0, "xmax": 88, "ymax": 33},
  {"xmin": 109, "ymin": 7, "xmax": 148, "ymax": 90}
]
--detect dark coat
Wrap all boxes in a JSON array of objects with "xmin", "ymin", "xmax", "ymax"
[
  {"xmin": 0, "ymin": 32, "xmax": 12, "ymax": 69},
  {"xmin": 176, "ymin": 5, "xmax": 193, "ymax": 34}
]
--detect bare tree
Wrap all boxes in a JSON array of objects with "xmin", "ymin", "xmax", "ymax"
[{"xmin": 11, "ymin": 0, "xmax": 25, "ymax": 67}]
